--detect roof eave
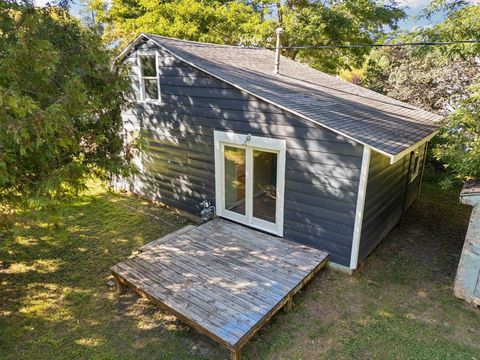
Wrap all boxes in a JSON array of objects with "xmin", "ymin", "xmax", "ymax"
[{"xmin": 388, "ymin": 131, "xmax": 438, "ymax": 164}]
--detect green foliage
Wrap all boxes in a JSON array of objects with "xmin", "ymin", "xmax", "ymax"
[
  {"xmin": 91, "ymin": 0, "xmax": 275, "ymax": 47},
  {"xmin": 0, "ymin": 4, "xmax": 131, "ymax": 199},
  {"xmin": 361, "ymin": 2, "xmax": 480, "ymax": 182},
  {"xmin": 434, "ymin": 82, "xmax": 480, "ymax": 182},
  {"xmin": 279, "ymin": 0, "xmax": 405, "ymax": 73},
  {"xmin": 91, "ymin": 0, "xmax": 405, "ymax": 74}
]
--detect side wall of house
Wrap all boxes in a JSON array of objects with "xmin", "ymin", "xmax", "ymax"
[
  {"xmin": 120, "ymin": 39, "xmax": 364, "ymax": 266},
  {"xmin": 358, "ymin": 146, "xmax": 426, "ymax": 262}
]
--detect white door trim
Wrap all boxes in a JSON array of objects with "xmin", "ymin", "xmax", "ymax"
[
  {"xmin": 350, "ymin": 146, "xmax": 371, "ymax": 270},
  {"xmin": 214, "ymin": 131, "xmax": 286, "ymax": 236}
]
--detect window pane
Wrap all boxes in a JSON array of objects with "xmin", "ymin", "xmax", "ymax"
[
  {"xmin": 141, "ymin": 56, "xmax": 157, "ymax": 77},
  {"xmin": 252, "ymin": 150, "xmax": 277, "ymax": 223},
  {"xmin": 144, "ymin": 79, "xmax": 158, "ymax": 100},
  {"xmin": 224, "ymin": 146, "xmax": 246, "ymax": 215}
]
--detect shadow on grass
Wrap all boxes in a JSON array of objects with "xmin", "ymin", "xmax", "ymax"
[{"xmin": 0, "ymin": 184, "xmax": 224, "ymax": 360}]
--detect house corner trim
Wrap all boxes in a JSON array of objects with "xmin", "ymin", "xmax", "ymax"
[{"xmin": 350, "ymin": 146, "xmax": 371, "ymax": 270}]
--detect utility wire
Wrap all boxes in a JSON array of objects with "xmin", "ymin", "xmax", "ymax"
[{"xmin": 266, "ymin": 39, "xmax": 480, "ymax": 50}]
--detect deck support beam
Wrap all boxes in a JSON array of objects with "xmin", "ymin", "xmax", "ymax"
[
  {"xmin": 283, "ymin": 297, "xmax": 293, "ymax": 312},
  {"xmin": 113, "ymin": 275, "xmax": 126, "ymax": 295},
  {"xmin": 230, "ymin": 349, "xmax": 241, "ymax": 360}
]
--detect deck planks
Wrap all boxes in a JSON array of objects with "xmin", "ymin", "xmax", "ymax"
[{"xmin": 111, "ymin": 218, "xmax": 329, "ymax": 357}]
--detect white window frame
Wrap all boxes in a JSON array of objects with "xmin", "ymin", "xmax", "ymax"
[
  {"xmin": 137, "ymin": 51, "xmax": 161, "ymax": 104},
  {"xmin": 214, "ymin": 131, "xmax": 286, "ymax": 237},
  {"xmin": 409, "ymin": 148, "xmax": 422, "ymax": 182}
]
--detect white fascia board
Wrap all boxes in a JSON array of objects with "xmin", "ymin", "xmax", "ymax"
[
  {"xmin": 389, "ymin": 131, "xmax": 438, "ymax": 164},
  {"xmin": 115, "ymin": 33, "xmax": 149, "ymax": 62}
]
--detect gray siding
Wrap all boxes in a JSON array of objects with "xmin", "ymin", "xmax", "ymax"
[
  {"xmin": 121, "ymin": 40, "xmax": 363, "ymax": 266},
  {"xmin": 359, "ymin": 148, "xmax": 424, "ymax": 262}
]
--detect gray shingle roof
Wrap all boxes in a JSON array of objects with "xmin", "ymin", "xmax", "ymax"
[{"xmin": 137, "ymin": 34, "xmax": 442, "ymax": 157}]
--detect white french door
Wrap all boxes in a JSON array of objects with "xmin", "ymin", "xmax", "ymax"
[{"xmin": 214, "ymin": 131, "xmax": 286, "ymax": 236}]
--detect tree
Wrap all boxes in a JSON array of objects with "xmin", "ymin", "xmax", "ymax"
[
  {"xmin": 434, "ymin": 82, "xmax": 480, "ymax": 182},
  {"xmin": 90, "ymin": 0, "xmax": 405, "ymax": 74},
  {"xmin": 0, "ymin": 3, "xmax": 131, "ymax": 199},
  {"xmin": 278, "ymin": 0, "xmax": 405, "ymax": 73},
  {"xmin": 361, "ymin": 2, "xmax": 480, "ymax": 182},
  {"xmin": 90, "ymin": 0, "xmax": 275, "ymax": 47}
]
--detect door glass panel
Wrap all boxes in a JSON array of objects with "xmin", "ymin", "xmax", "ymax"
[
  {"xmin": 252, "ymin": 150, "xmax": 277, "ymax": 223},
  {"xmin": 224, "ymin": 146, "xmax": 246, "ymax": 215}
]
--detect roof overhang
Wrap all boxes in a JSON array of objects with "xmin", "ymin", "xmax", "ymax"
[
  {"xmin": 386, "ymin": 131, "xmax": 438, "ymax": 164},
  {"xmin": 116, "ymin": 33, "xmax": 439, "ymax": 164},
  {"xmin": 116, "ymin": 33, "xmax": 149, "ymax": 62}
]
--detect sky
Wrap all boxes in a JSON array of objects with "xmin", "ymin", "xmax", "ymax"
[
  {"xmin": 396, "ymin": 0, "xmax": 447, "ymax": 30},
  {"xmin": 33, "ymin": 0, "xmax": 464, "ymax": 31}
]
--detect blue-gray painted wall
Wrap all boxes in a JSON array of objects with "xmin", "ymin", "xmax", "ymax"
[
  {"xmin": 120, "ymin": 39, "xmax": 423, "ymax": 267},
  {"xmin": 359, "ymin": 147, "xmax": 424, "ymax": 262}
]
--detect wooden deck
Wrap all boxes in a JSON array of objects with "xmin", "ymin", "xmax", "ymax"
[{"xmin": 111, "ymin": 219, "xmax": 329, "ymax": 359}]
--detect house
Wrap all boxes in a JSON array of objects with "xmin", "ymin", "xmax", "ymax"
[{"xmin": 115, "ymin": 33, "xmax": 441, "ymax": 271}]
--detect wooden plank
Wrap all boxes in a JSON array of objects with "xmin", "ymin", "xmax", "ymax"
[
  {"xmin": 138, "ymin": 225, "xmax": 196, "ymax": 252},
  {"xmin": 196, "ymin": 221, "xmax": 327, "ymax": 266},
  {"xmin": 181, "ymin": 232, "xmax": 306, "ymax": 285},
  {"xmin": 150, "ymin": 233, "xmax": 294, "ymax": 296},
  {"xmin": 143, "ymin": 238, "xmax": 287, "ymax": 301},
  {"xmin": 200, "ymin": 219, "xmax": 325, "ymax": 259},
  {"xmin": 111, "ymin": 267, "xmax": 237, "ymax": 349},
  {"xmin": 231, "ymin": 349, "xmax": 242, "ymax": 360},
  {"xmin": 114, "ymin": 262, "xmax": 244, "ymax": 343},
  {"xmin": 192, "ymin": 228, "xmax": 320, "ymax": 276},
  {"xmin": 172, "ymin": 230, "xmax": 306, "ymax": 280},
  {"xmin": 140, "ymin": 246, "xmax": 278, "ymax": 311},
  {"xmin": 136, "ymin": 253, "xmax": 268, "ymax": 320},
  {"xmin": 234, "ymin": 255, "xmax": 329, "ymax": 350},
  {"xmin": 131, "ymin": 257, "xmax": 261, "ymax": 330}
]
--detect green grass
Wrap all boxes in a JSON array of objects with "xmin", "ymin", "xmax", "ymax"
[{"xmin": 1, "ymin": 181, "xmax": 479, "ymax": 359}]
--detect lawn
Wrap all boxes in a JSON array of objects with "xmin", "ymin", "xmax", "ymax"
[{"xmin": 0, "ymin": 181, "xmax": 479, "ymax": 359}]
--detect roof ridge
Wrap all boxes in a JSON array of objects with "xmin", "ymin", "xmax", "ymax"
[{"xmin": 145, "ymin": 33, "xmax": 269, "ymax": 50}]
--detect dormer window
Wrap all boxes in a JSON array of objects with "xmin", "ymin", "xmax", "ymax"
[{"xmin": 138, "ymin": 53, "xmax": 161, "ymax": 103}]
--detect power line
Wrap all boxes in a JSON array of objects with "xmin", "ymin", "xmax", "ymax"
[{"xmin": 264, "ymin": 40, "xmax": 480, "ymax": 50}]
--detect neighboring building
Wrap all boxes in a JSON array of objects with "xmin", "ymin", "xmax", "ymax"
[
  {"xmin": 454, "ymin": 181, "xmax": 480, "ymax": 305},
  {"xmin": 115, "ymin": 33, "xmax": 440, "ymax": 271}
]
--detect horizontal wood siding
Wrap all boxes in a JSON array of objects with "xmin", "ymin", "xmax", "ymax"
[
  {"xmin": 358, "ymin": 151, "xmax": 410, "ymax": 261},
  {"xmin": 121, "ymin": 40, "xmax": 363, "ymax": 266}
]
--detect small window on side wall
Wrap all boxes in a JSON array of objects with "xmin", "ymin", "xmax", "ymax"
[
  {"xmin": 138, "ymin": 54, "xmax": 161, "ymax": 103},
  {"xmin": 409, "ymin": 149, "xmax": 422, "ymax": 182}
]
